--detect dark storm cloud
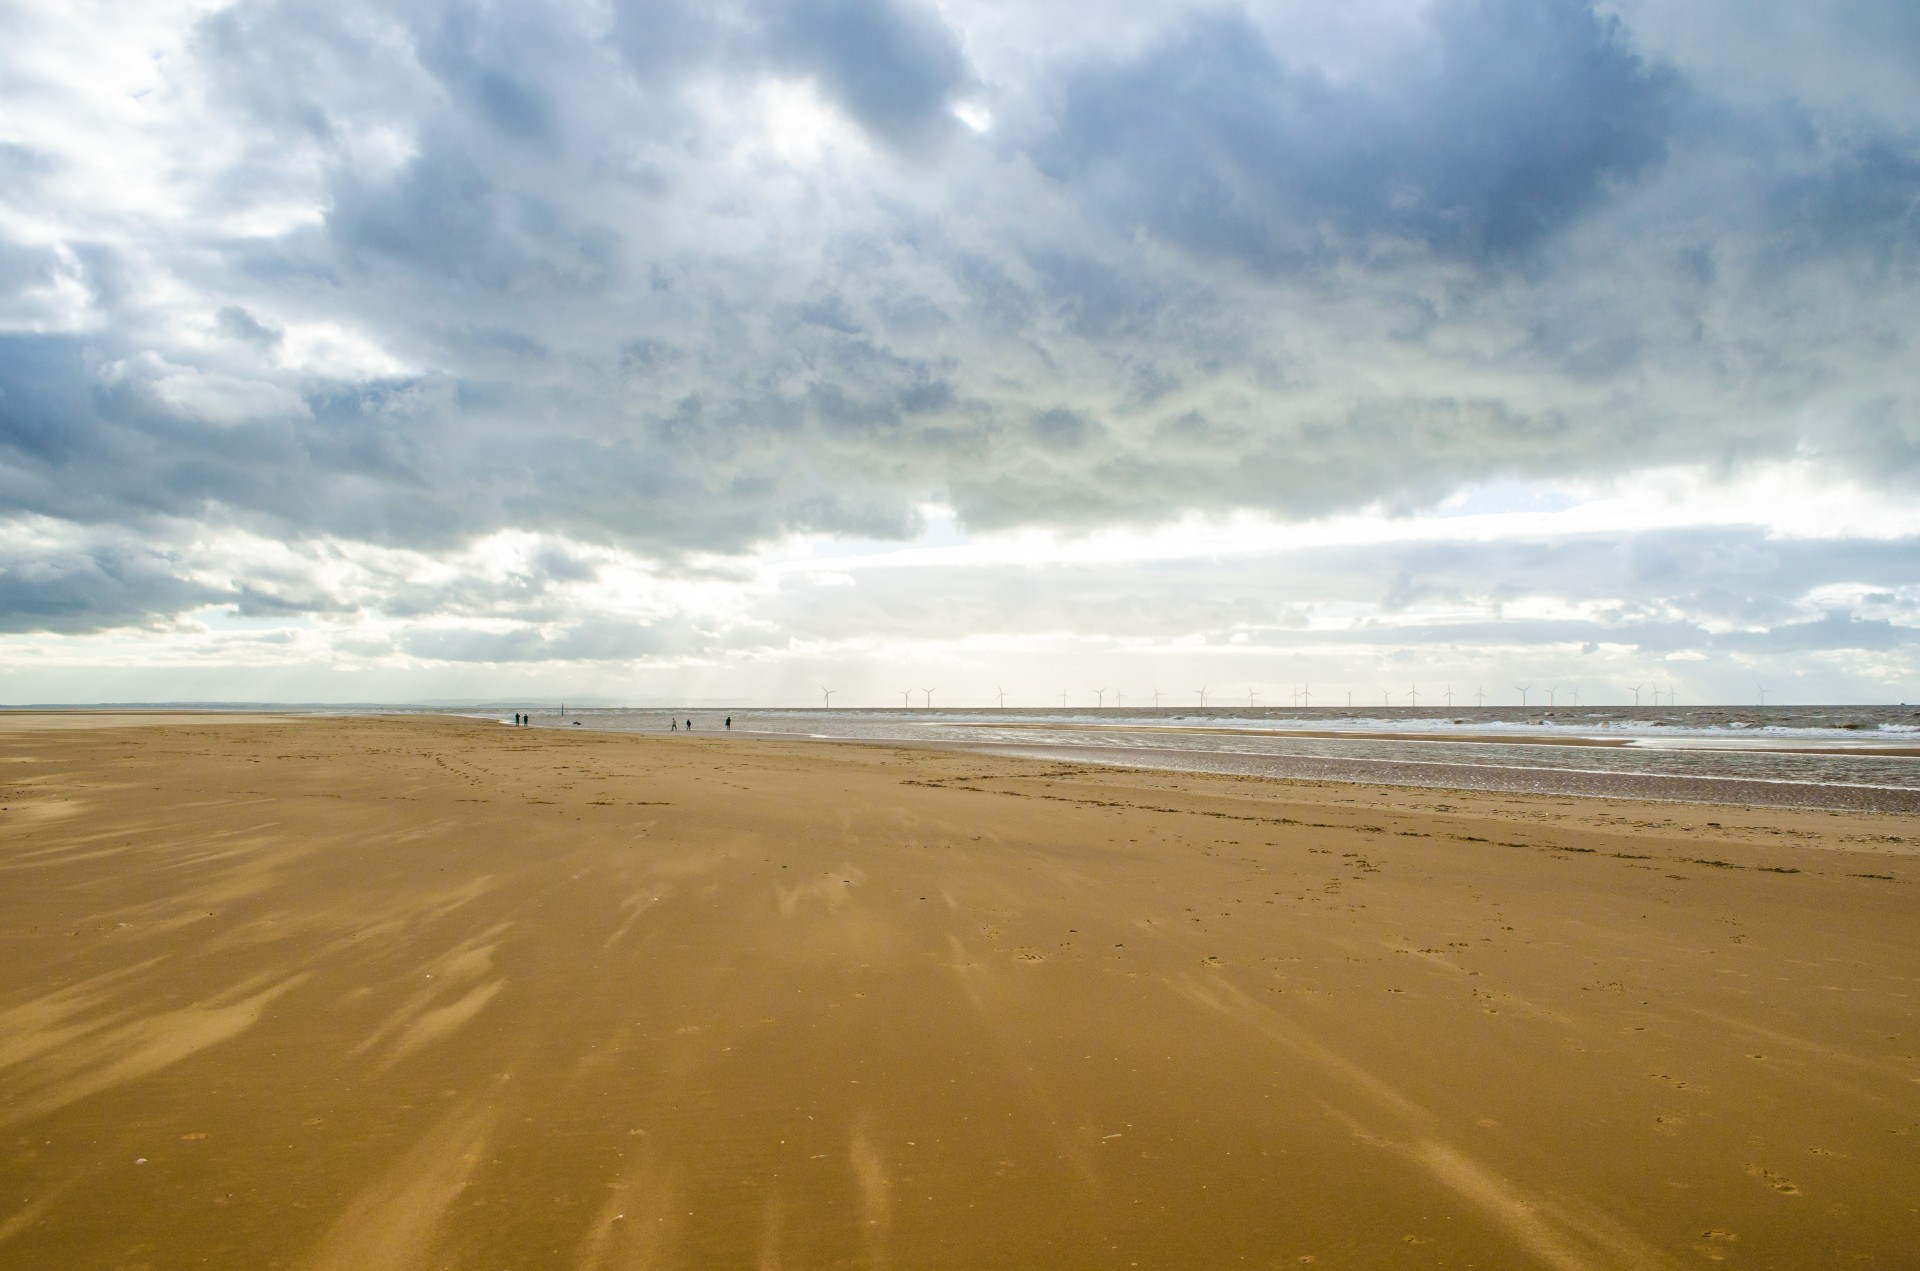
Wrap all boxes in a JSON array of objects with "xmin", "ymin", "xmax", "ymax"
[
  {"xmin": 764, "ymin": 0, "xmax": 971, "ymax": 148},
  {"xmin": 0, "ymin": 328, "xmax": 930, "ymax": 558},
  {"xmin": 0, "ymin": 545, "xmax": 228, "ymax": 634},
  {"xmin": 0, "ymin": 333, "xmax": 432, "ymax": 535},
  {"xmin": 1034, "ymin": 0, "xmax": 1678, "ymax": 265}
]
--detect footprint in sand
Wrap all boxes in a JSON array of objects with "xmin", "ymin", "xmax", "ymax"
[
  {"xmin": 1695, "ymin": 1229, "xmax": 1738, "ymax": 1259},
  {"xmin": 1743, "ymin": 1164, "xmax": 1800, "ymax": 1194}
]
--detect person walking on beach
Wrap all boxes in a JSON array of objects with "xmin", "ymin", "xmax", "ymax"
[
  {"xmin": 685, "ymin": 718, "xmax": 693, "ymax": 730},
  {"xmin": 671, "ymin": 718, "xmax": 677, "ymax": 731},
  {"xmin": 725, "ymin": 716, "xmax": 731, "ymax": 730}
]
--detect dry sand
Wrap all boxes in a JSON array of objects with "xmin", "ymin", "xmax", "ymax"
[{"xmin": 0, "ymin": 714, "xmax": 1915, "ymax": 1269}]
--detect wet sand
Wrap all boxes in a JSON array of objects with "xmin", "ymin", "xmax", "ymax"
[
  {"xmin": 958, "ymin": 722, "xmax": 1640, "ymax": 747},
  {"xmin": 957, "ymin": 719, "xmax": 1920, "ymax": 757},
  {"xmin": 961, "ymin": 740, "xmax": 1920, "ymax": 813},
  {"xmin": 1, "ymin": 714, "xmax": 1915, "ymax": 1268}
]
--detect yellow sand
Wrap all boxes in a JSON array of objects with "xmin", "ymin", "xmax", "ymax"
[{"xmin": 0, "ymin": 714, "xmax": 1914, "ymax": 1268}]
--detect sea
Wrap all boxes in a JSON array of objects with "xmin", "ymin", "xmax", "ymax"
[{"xmin": 501, "ymin": 704, "xmax": 1920, "ymax": 813}]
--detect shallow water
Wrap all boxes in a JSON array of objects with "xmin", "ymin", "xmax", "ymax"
[{"xmin": 510, "ymin": 705, "xmax": 1920, "ymax": 811}]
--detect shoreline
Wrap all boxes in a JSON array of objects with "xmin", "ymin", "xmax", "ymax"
[
  {"xmin": 726, "ymin": 726, "xmax": 1920, "ymax": 813},
  {"xmin": 952, "ymin": 719, "xmax": 1635, "ymax": 746},
  {"xmin": 953, "ymin": 739, "xmax": 1920, "ymax": 813},
  {"xmin": 946, "ymin": 718, "xmax": 1920, "ymax": 756}
]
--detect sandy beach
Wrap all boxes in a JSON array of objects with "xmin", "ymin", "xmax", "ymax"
[{"xmin": 1, "ymin": 714, "xmax": 1915, "ymax": 1269}]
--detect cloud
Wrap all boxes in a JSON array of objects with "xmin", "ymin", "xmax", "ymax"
[
  {"xmin": 0, "ymin": 544, "xmax": 226, "ymax": 634},
  {"xmin": 1034, "ymin": 0, "xmax": 1679, "ymax": 265},
  {"xmin": 217, "ymin": 305, "xmax": 284, "ymax": 346},
  {"xmin": 763, "ymin": 0, "xmax": 972, "ymax": 149},
  {"xmin": 0, "ymin": 499, "xmax": 1914, "ymax": 704},
  {"xmin": 0, "ymin": 0, "xmax": 1916, "ymax": 697}
]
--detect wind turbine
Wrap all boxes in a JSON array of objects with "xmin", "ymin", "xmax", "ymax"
[
  {"xmin": 1474, "ymin": 687, "xmax": 1485, "ymax": 707},
  {"xmin": 1060, "ymin": 689, "xmax": 1070, "ymax": 708},
  {"xmin": 995, "ymin": 685, "xmax": 1008, "ymax": 709},
  {"xmin": 1300, "ymin": 683, "xmax": 1313, "ymax": 707},
  {"xmin": 1246, "ymin": 688, "xmax": 1258, "ymax": 707},
  {"xmin": 1544, "ymin": 685, "xmax": 1557, "ymax": 708},
  {"xmin": 921, "ymin": 687, "xmax": 936, "ymax": 708},
  {"xmin": 1515, "ymin": 684, "xmax": 1532, "ymax": 707},
  {"xmin": 1196, "ymin": 687, "xmax": 1209, "ymax": 707},
  {"xmin": 1407, "ymin": 685, "xmax": 1421, "ymax": 707},
  {"xmin": 1568, "ymin": 685, "xmax": 1580, "ymax": 707},
  {"xmin": 1629, "ymin": 682, "xmax": 1645, "ymax": 707},
  {"xmin": 1151, "ymin": 688, "xmax": 1161, "ymax": 708},
  {"xmin": 1757, "ymin": 686, "xmax": 1767, "ymax": 707},
  {"xmin": 898, "ymin": 689, "xmax": 912, "ymax": 708},
  {"xmin": 1443, "ymin": 685, "xmax": 1455, "ymax": 707},
  {"xmin": 1383, "ymin": 689, "xmax": 1393, "ymax": 706},
  {"xmin": 1115, "ymin": 691, "xmax": 1124, "ymax": 709},
  {"xmin": 1093, "ymin": 687, "xmax": 1107, "ymax": 708},
  {"xmin": 820, "ymin": 686, "xmax": 836, "ymax": 709}
]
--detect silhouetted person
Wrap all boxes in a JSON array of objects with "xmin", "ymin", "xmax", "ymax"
[
  {"xmin": 671, "ymin": 718, "xmax": 677, "ymax": 730},
  {"xmin": 725, "ymin": 716, "xmax": 731, "ymax": 730},
  {"xmin": 685, "ymin": 718, "xmax": 692, "ymax": 730}
]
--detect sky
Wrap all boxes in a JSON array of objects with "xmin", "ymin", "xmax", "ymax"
[{"xmin": 1, "ymin": 0, "xmax": 1916, "ymax": 707}]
